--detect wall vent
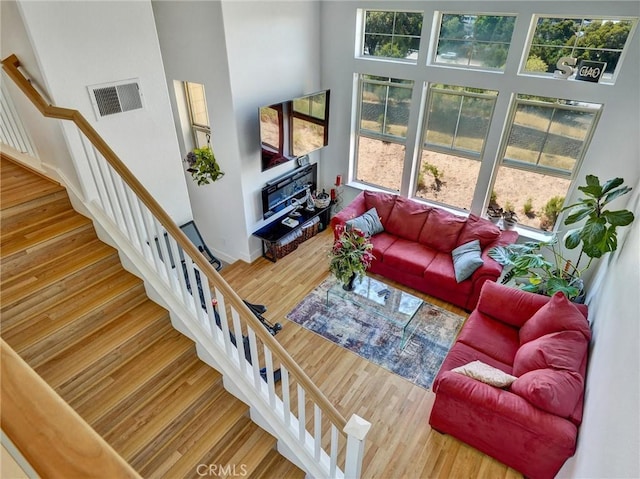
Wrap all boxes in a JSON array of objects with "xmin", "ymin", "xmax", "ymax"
[{"xmin": 88, "ymin": 79, "xmax": 143, "ymax": 119}]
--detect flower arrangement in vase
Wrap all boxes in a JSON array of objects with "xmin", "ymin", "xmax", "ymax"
[{"xmin": 329, "ymin": 225, "xmax": 374, "ymax": 290}]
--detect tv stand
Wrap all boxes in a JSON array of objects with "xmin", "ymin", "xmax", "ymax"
[{"xmin": 252, "ymin": 204, "xmax": 331, "ymax": 262}]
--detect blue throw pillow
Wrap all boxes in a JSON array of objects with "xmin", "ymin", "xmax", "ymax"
[
  {"xmin": 451, "ymin": 239, "xmax": 484, "ymax": 283},
  {"xmin": 345, "ymin": 207, "xmax": 384, "ymax": 236}
]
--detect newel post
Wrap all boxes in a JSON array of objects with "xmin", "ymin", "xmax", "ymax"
[{"xmin": 343, "ymin": 414, "xmax": 371, "ymax": 479}]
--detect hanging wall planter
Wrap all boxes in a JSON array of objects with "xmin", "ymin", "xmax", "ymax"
[{"xmin": 184, "ymin": 146, "xmax": 225, "ymax": 185}]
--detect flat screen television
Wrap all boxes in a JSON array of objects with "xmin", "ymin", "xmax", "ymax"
[{"xmin": 260, "ymin": 90, "xmax": 330, "ymax": 171}]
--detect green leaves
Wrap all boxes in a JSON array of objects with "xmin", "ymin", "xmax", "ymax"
[{"xmin": 562, "ymin": 175, "xmax": 634, "ymax": 261}]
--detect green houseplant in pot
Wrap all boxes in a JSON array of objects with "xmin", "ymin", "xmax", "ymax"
[
  {"xmin": 489, "ymin": 175, "xmax": 634, "ymax": 300},
  {"xmin": 184, "ymin": 146, "xmax": 225, "ymax": 185},
  {"xmin": 329, "ymin": 225, "xmax": 374, "ymax": 290}
]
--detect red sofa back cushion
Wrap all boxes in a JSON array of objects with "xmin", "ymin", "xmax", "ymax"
[
  {"xmin": 513, "ymin": 330, "xmax": 588, "ymax": 376},
  {"xmin": 457, "ymin": 214, "xmax": 501, "ymax": 249},
  {"xmin": 385, "ymin": 196, "xmax": 432, "ymax": 242},
  {"xmin": 418, "ymin": 208, "xmax": 466, "ymax": 253},
  {"xmin": 511, "ymin": 368, "xmax": 585, "ymax": 418},
  {"xmin": 364, "ymin": 191, "xmax": 397, "ymax": 225},
  {"xmin": 520, "ymin": 292, "xmax": 592, "ymax": 344}
]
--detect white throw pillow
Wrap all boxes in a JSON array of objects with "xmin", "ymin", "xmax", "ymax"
[
  {"xmin": 451, "ymin": 239, "xmax": 483, "ymax": 282},
  {"xmin": 452, "ymin": 360, "xmax": 517, "ymax": 388}
]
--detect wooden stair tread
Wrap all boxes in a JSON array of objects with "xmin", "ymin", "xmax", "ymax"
[
  {"xmin": 152, "ymin": 408, "xmax": 253, "ymax": 479},
  {"xmin": 0, "ymin": 189, "xmax": 71, "ymax": 232},
  {"xmin": 1, "ymin": 240, "xmax": 117, "ymax": 306},
  {"xmin": 102, "ymin": 360, "xmax": 223, "ymax": 460},
  {"xmin": 3, "ymin": 270, "xmax": 145, "ymax": 352},
  {"xmin": 0, "ymin": 254, "xmax": 124, "ymax": 328},
  {"xmin": 68, "ymin": 335, "xmax": 195, "ymax": 422},
  {"xmin": 251, "ymin": 448, "xmax": 306, "ymax": 479},
  {"xmin": 1, "ymin": 209, "xmax": 92, "ymax": 256},
  {"xmin": 33, "ymin": 300, "xmax": 169, "ymax": 385},
  {"xmin": 198, "ymin": 420, "xmax": 278, "ymax": 479},
  {"xmin": 1, "ymin": 221, "xmax": 96, "ymax": 274}
]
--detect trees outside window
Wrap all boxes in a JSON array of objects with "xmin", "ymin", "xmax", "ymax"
[{"xmin": 524, "ymin": 16, "xmax": 635, "ymax": 80}]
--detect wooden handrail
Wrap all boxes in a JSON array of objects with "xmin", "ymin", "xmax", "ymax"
[
  {"xmin": 1, "ymin": 53, "xmax": 347, "ymax": 430},
  {"xmin": 1, "ymin": 339, "xmax": 142, "ymax": 478}
]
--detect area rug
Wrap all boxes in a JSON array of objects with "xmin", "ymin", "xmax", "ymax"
[{"xmin": 285, "ymin": 276, "xmax": 465, "ymax": 390}]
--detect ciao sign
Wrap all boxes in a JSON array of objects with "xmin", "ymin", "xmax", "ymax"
[
  {"xmin": 575, "ymin": 60, "xmax": 607, "ymax": 82},
  {"xmin": 555, "ymin": 57, "xmax": 607, "ymax": 83}
]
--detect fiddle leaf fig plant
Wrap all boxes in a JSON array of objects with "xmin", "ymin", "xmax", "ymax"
[
  {"xmin": 562, "ymin": 175, "xmax": 634, "ymax": 269},
  {"xmin": 184, "ymin": 146, "xmax": 225, "ymax": 186},
  {"xmin": 489, "ymin": 175, "xmax": 634, "ymax": 301}
]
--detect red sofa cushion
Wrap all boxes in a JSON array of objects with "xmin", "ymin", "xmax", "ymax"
[
  {"xmin": 456, "ymin": 310, "xmax": 520, "ymax": 366},
  {"xmin": 437, "ymin": 341, "xmax": 515, "ymax": 377},
  {"xmin": 457, "ymin": 214, "xmax": 501, "ymax": 249},
  {"xmin": 511, "ymin": 368, "xmax": 584, "ymax": 418},
  {"xmin": 369, "ymin": 232, "xmax": 398, "ymax": 260},
  {"xmin": 364, "ymin": 191, "xmax": 397, "ymax": 225},
  {"xmin": 512, "ymin": 330, "xmax": 588, "ymax": 376},
  {"xmin": 424, "ymin": 251, "xmax": 473, "ymax": 293},
  {"xmin": 382, "ymin": 239, "xmax": 437, "ymax": 276},
  {"xmin": 385, "ymin": 196, "xmax": 432, "ymax": 242},
  {"xmin": 418, "ymin": 208, "xmax": 466, "ymax": 253},
  {"xmin": 520, "ymin": 292, "xmax": 591, "ymax": 344}
]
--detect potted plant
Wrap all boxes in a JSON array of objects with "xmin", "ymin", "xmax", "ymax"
[
  {"xmin": 502, "ymin": 210, "xmax": 519, "ymax": 230},
  {"xmin": 488, "ymin": 237, "xmax": 584, "ymax": 300},
  {"xmin": 562, "ymin": 175, "xmax": 635, "ymax": 270},
  {"xmin": 489, "ymin": 175, "xmax": 634, "ymax": 300},
  {"xmin": 184, "ymin": 146, "xmax": 225, "ymax": 185},
  {"xmin": 487, "ymin": 206, "xmax": 503, "ymax": 224},
  {"xmin": 329, "ymin": 225, "xmax": 374, "ymax": 290}
]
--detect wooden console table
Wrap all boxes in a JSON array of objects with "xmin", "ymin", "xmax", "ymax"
[{"xmin": 253, "ymin": 205, "xmax": 331, "ymax": 262}]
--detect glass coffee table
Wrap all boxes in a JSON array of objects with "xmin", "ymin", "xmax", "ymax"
[{"xmin": 326, "ymin": 275, "xmax": 424, "ymax": 349}]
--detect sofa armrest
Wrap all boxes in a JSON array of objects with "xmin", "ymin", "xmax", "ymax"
[
  {"xmin": 330, "ymin": 191, "xmax": 367, "ymax": 239},
  {"xmin": 430, "ymin": 371, "xmax": 578, "ymax": 478}
]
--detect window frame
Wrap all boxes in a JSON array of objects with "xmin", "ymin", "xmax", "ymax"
[
  {"xmin": 359, "ymin": 9, "xmax": 424, "ymax": 63},
  {"xmin": 184, "ymin": 82, "xmax": 211, "ymax": 149},
  {"xmin": 498, "ymin": 96, "xmax": 603, "ymax": 181},
  {"xmin": 431, "ymin": 12, "xmax": 518, "ymax": 72},
  {"xmin": 520, "ymin": 14, "xmax": 639, "ymax": 84}
]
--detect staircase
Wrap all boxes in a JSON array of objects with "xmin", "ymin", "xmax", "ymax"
[{"xmin": 0, "ymin": 155, "xmax": 305, "ymax": 478}]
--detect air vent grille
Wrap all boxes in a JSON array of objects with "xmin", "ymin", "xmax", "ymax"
[{"xmin": 88, "ymin": 80, "xmax": 143, "ymax": 119}]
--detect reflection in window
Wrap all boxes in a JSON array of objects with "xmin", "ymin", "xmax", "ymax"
[
  {"xmin": 493, "ymin": 96, "xmax": 602, "ymax": 230},
  {"xmin": 291, "ymin": 91, "xmax": 329, "ymax": 157},
  {"xmin": 417, "ymin": 85, "xmax": 498, "ymax": 210},
  {"xmin": 356, "ymin": 76, "xmax": 414, "ymax": 191},
  {"xmin": 525, "ymin": 16, "xmax": 636, "ymax": 80},
  {"xmin": 435, "ymin": 14, "xmax": 516, "ymax": 70},
  {"xmin": 362, "ymin": 11, "xmax": 423, "ymax": 61}
]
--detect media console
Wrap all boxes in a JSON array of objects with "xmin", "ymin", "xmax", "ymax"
[{"xmin": 253, "ymin": 204, "xmax": 331, "ymax": 262}]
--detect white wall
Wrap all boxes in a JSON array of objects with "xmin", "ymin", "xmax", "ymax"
[
  {"xmin": 1, "ymin": 0, "xmax": 77, "ymax": 185},
  {"xmin": 153, "ymin": 0, "xmax": 321, "ymax": 261},
  {"xmin": 16, "ymin": 0, "xmax": 192, "ymax": 223},
  {"xmin": 559, "ymin": 184, "xmax": 640, "ymax": 478}
]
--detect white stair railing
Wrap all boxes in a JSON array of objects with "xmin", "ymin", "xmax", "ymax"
[
  {"xmin": 0, "ymin": 82, "xmax": 38, "ymax": 158},
  {"xmin": 1, "ymin": 53, "xmax": 370, "ymax": 478}
]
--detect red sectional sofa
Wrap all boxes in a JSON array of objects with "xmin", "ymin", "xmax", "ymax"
[
  {"xmin": 330, "ymin": 190, "xmax": 518, "ymax": 310},
  {"xmin": 429, "ymin": 281, "xmax": 590, "ymax": 479}
]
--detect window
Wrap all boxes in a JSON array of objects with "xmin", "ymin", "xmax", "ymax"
[
  {"xmin": 435, "ymin": 14, "xmax": 516, "ymax": 70},
  {"xmin": 355, "ymin": 75, "xmax": 414, "ymax": 191},
  {"xmin": 416, "ymin": 85, "xmax": 498, "ymax": 210},
  {"xmin": 524, "ymin": 16, "xmax": 637, "ymax": 81},
  {"xmin": 185, "ymin": 82, "xmax": 211, "ymax": 149},
  {"xmin": 361, "ymin": 11, "xmax": 423, "ymax": 61},
  {"xmin": 492, "ymin": 96, "xmax": 602, "ymax": 230}
]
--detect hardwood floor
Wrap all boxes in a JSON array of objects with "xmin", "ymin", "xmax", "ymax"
[{"xmin": 222, "ymin": 230, "xmax": 523, "ymax": 479}]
